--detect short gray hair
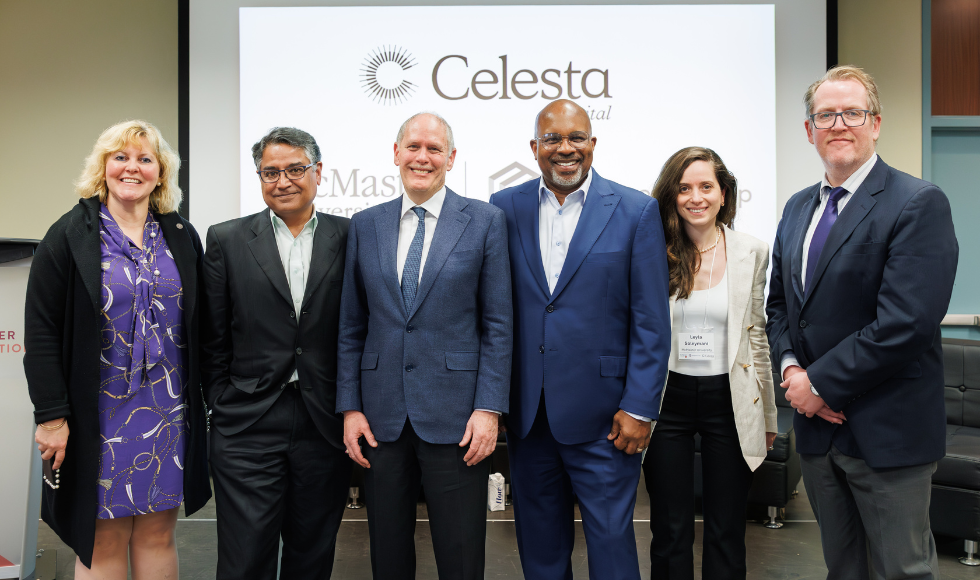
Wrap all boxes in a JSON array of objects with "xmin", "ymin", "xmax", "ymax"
[
  {"xmin": 396, "ymin": 112, "xmax": 455, "ymax": 153},
  {"xmin": 251, "ymin": 127, "xmax": 321, "ymax": 169}
]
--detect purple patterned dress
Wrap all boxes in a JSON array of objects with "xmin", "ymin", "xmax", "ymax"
[{"xmin": 97, "ymin": 205, "xmax": 187, "ymax": 518}]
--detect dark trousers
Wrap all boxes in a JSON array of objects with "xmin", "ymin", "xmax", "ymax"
[
  {"xmin": 362, "ymin": 418, "xmax": 490, "ymax": 580},
  {"xmin": 643, "ymin": 372, "xmax": 754, "ymax": 580},
  {"xmin": 801, "ymin": 446, "xmax": 939, "ymax": 580},
  {"xmin": 508, "ymin": 398, "xmax": 643, "ymax": 580},
  {"xmin": 210, "ymin": 385, "xmax": 352, "ymax": 580}
]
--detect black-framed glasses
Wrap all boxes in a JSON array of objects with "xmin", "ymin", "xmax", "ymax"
[
  {"xmin": 536, "ymin": 131, "xmax": 592, "ymax": 150},
  {"xmin": 257, "ymin": 163, "xmax": 316, "ymax": 183},
  {"xmin": 809, "ymin": 109, "xmax": 872, "ymax": 129}
]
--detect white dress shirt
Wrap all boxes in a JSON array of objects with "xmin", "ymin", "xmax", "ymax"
[
  {"xmin": 397, "ymin": 186, "xmax": 446, "ymax": 285},
  {"xmin": 781, "ymin": 153, "xmax": 878, "ymax": 379},
  {"xmin": 271, "ymin": 208, "xmax": 318, "ymax": 383},
  {"xmin": 539, "ymin": 171, "xmax": 592, "ymax": 293},
  {"xmin": 537, "ymin": 170, "xmax": 652, "ymax": 425}
]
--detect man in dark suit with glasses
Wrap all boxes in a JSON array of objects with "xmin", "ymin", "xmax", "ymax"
[
  {"xmin": 202, "ymin": 127, "xmax": 352, "ymax": 580},
  {"xmin": 767, "ymin": 66, "xmax": 958, "ymax": 579}
]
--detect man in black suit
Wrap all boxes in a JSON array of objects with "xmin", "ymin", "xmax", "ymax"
[
  {"xmin": 766, "ymin": 66, "xmax": 958, "ymax": 578},
  {"xmin": 202, "ymin": 127, "xmax": 352, "ymax": 579}
]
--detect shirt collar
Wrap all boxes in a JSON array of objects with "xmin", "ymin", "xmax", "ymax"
[
  {"xmin": 820, "ymin": 153, "xmax": 878, "ymax": 195},
  {"xmin": 400, "ymin": 186, "xmax": 447, "ymax": 219},
  {"xmin": 270, "ymin": 208, "xmax": 318, "ymax": 237},
  {"xmin": 538, "ymin": 168, "xmax": 593, "ymax": 206}
]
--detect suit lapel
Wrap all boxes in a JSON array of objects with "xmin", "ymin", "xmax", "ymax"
[
  {"xmin": 550, "ymin": 172, "xmax": 620, "ymax": 301},
  {"xmin": 374, "ymin": 198, "xmax": 405, "ymax": 316},
  {"xmin": 513, "ymin": 180, "xmax": 549, "ymax": 298},
  {"xmin": 67, "ymin": 199, "xmax": 103, "ymax": 312},
  {"xmin": 157, "ymin": 213, "xmax": 198, "ymax": 324},
  {"xmin": 301, "ymin": 212, "xmax": 341, "ymax": 310},
  {"xmin": 408, "ymin": 189, "xmax": 470, "ymax": 319},
  {"xmin": 790, "ymin": 186, "xmax": 820, "ymax": 303},
  {"xmin": 803, "ymin": 163, "xmax": 882, "ymax": 303},
  {"xmin": 247, "ymin": 211, "xmax": 292, "ymax": 305},
  {"xmin": 725, "ymin": 229, "xmax": 752, "ymax": 371}
]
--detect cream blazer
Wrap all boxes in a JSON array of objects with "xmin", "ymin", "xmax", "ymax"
[{"xmin": 666, "ymin": 226, "xmax": 777, "ymax": 471}]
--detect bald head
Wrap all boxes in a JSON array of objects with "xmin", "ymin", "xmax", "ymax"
[
  {"xmin": 534, "ymin": 99, "xmax": 592, "ymax": 138},
  {"xmin": 530, "ymin": 99, "xmax": 596, "ymax": 196}
]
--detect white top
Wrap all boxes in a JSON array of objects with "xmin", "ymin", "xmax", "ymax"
[
  {"xmin": 270, "ymin": 209, "xmax": 318, "ymax": 383},
  {"xmin": 538, "ymin": 169, "xmax": 593, "ymax": 293},
  {"xmin": 670, "ymin": 269, "xmax": 729, "ymax": 376},
  {"xmin": 781, "ymin": 153, "xmax": 878, "ymax": 378},
  {"xmin": 396, "ymin": 186, "xmax": 446, "ymax": 285}
]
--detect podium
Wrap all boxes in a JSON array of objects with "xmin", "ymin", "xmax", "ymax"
[{"xmin": 0, "ymin": 239, "xmax": 41, "ymax": 580}]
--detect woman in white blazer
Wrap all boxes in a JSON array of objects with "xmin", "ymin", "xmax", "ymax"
[{"xmin": 642, "ymin": 147, "xmax": 777, "ymax": 580}]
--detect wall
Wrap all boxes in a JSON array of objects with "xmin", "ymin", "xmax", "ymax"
[
  {"xmin": 838, "ymin": 0, "xmax": 923, "ymax": 177},
  {"xmin": 0, "ymin": 0, "xmax": 179, "ymax": 241},
  {"xmin": 0, "ymin": 0, "xmax": 928, "ymax": 238}
]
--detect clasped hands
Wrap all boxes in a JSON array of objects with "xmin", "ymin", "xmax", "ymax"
[
  {"xmin": 343, "ymin": 409, "xmax": 500, "ymax": 468},
  {"xmin": 781, "ymin": 366, "xmax": 845, "ymax": 425}
]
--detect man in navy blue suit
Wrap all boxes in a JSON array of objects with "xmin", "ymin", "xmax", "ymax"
[
  {"xmin": 490, "ymin": 100, "xmax": 671, "ymax": 580},
  {"xmin": 337, "ymin": 112, "xmax": 512, "ymax": 580},
  {"xmin": 766, "ymin": 66, "xmax": 958, "ymax": 579}
]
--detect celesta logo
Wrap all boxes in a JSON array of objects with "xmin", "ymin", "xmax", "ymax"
[{"xmin": 432, "ymin": 55, "xmax": 611, "ymax": 100}]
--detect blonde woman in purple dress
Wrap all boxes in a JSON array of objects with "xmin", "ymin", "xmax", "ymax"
[{"xmin": 25, "ymin": 120, "xmax": 211, "ymax": 579}]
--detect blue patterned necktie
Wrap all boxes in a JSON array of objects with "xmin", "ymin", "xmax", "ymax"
[
  {"xmin": 401, "ymin": 207, "xmax": 426, "ymax": 311},
  {"xmin": 805, "ymin": 186, "xmax": 848, "ymax": 293}
]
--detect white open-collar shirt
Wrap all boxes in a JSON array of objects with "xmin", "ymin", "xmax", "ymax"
[{"xmin": 537, "ymin": 169, "xmax": 652, "ymax": 424}]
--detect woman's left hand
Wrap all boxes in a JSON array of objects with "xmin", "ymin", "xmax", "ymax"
[{"xmin": 765, "ymin": 431, "xmax": 777, "ymax": 451}]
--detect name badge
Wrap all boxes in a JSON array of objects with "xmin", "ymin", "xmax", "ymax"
[{"xmin": 678, "ymin": 332, "xmax": 715, "ymax": 360}]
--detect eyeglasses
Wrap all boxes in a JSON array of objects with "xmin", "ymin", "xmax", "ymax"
[
  {"xmin": 536, "ymin": 132, "xmax": 592, "ymax": 150},
  {"xmin": 809, "ymin": 109, "xmax": 873, "ymax": 129},
  {"xmin": 257, "ymin": 163, "xmax": 316, "ymax": 183}
]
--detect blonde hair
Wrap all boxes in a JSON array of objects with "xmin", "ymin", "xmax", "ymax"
[
  {"xmin": 75, "ymin": 120, "xmax": 182, "ymax": 214},
  {"xmin": 803, "ymin": 65, "xmax": 882, "ymax": 118}
]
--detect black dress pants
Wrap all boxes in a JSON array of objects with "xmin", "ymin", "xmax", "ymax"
[
  {"xmin": 211, "ymin": 385, "xmax": 352, "ymax": 580},
  {"xmin": 643, "ymin": 371, "xmax": 754, "ymax": 580},
  {"xmin": 362, "ymin": 418, "xmax": 490, "ymax": 580}
]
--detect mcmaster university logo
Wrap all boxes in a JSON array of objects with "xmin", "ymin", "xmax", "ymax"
[{"xmin": 360, "ymin": 46, "xmax": 418, "ymax": 105}]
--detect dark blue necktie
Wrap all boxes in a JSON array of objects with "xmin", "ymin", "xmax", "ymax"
[
  {"xmin": 805, "ymin": 186, "xmax": 848, "ymax": 293},
  {"xmin": 401, "ymin": 207, "xmax": 426, "ymax": 311}
]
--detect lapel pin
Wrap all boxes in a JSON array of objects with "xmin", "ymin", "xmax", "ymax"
[{"xmin": 176, "ymin": 223, "xmax": 183, "ymax": 229}]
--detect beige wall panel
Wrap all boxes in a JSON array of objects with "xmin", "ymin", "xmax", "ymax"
[
  {"xmin": 0, "ymin": 0, "xmax": 179, "ymax": 240},
  {"xmin": 838, "ymin": 0, "xmax": 922, "ymax": 178}
]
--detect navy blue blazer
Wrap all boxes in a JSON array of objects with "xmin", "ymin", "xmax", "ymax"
[
  {"xmin": 490, "ymin": 170, "xmax": 671, "ymax": 445},
  {"xmin": 336, "ymin": 188, "xmax": 513, "ymax": 444},
  {"xmin": 766, "ymin": 157, "xmax": 958, "ymax": 468}
]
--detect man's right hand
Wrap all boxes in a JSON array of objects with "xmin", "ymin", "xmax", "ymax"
[
  {"xmin": 343, "ymin": 410, "xmax": 377, "ymax": 469},
  {"xmin": 781, "ymin": 365, "xmax": 845, "ymax": 425}
]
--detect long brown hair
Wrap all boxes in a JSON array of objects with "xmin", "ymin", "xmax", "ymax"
[{"xmin": 651, "ymin": 147, "xmax": 738, "ymax": 299}]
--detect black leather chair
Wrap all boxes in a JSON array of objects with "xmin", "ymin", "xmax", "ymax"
[
  {"xmin": 932, "ymin": 338, "xmax": 980, "ymax": 565},
  {"xmin": 693, "ymin": 370, "xmax": 802, "ymax": 528}
]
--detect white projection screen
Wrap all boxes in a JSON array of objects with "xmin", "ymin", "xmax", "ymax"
[{"xmin": 191, "ymin": 0, "xmax": 827, "ymax": 241}]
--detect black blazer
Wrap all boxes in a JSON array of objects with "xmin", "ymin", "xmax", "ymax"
[
  {"xmin": 23, "ymin": 198, "xmax": 212, "ymax": 568},
  {"xmin": 766, "ymin": 158, "xmax": 959, "ymax": 469},
  {"xmin": 201, "ymin": 210, "xmax": 349, "ymax": 450}
]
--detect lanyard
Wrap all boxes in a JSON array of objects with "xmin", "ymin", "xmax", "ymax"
[{"xmin": 680, "ymin": 239, "xmax": 719, "ymax": 331}]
